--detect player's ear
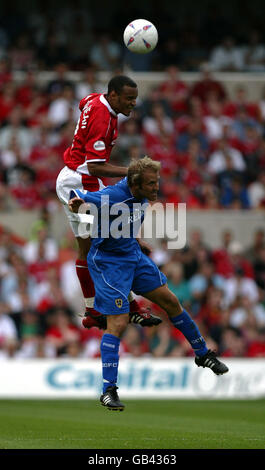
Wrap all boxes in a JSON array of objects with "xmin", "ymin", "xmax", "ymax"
[{"xmin": 108, "ymin": 90, "xmax": 118, "ymax": 99}]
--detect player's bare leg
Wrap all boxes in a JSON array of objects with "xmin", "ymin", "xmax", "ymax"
[
  {"xmin": 75, "ymin": 236, "xmax": 107, "ymax": 328},
  {"xmin": 142, "ymin": 284, "xmax": 183, "ymax": 317},
  {"xmin": 105, "ymin": 313, "xmax": 129, "ymax": 337},
  {"xmin": 142, "ymin": 284, "xmax": 229, "ymax": 375}
]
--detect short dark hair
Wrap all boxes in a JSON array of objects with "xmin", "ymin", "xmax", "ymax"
[{"xmin": 108, "ymin": 75, "xmax": 137, "ymax": 95}]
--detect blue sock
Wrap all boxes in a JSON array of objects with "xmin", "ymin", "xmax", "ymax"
[
  {"xmin": 170, "ymin": 309, "xmax": 208, "ymax": 357},
  {"xmin": 100, "ymin": 333, "xmax": 120, "ymax": 393}
]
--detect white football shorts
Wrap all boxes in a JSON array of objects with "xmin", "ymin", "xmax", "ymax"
[{"xmin": 56, "ymin": 166, "xmax": 105, "ymax": 237}]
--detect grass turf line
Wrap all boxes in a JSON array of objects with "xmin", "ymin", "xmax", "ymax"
[{"xmin": 0, "ymin": 399, "xmax": 264, "ymax": 449}]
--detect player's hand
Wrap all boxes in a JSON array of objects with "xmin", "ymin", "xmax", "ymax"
[{"xmin": 68, "ymin": 197, "xmax": 84, "ymax": 213}]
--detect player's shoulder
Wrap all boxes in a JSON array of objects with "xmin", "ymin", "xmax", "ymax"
[
  {"xmin": 115, "ymin": 177, "xmax": 130, "ymax": 194},
  {"xmin": 78, "ymin": 93, "xmax": 115, "ymax": 133},
  {"xmin": 80, "ymin": 93, "xmax": 115, "ymax": 119},
  {"xmin": 103, "ymin": 178, "xmax": 132, "ymax": 203},
  {"xmin": 79, "ymin": 93, "xmax": 100, "ymax": 110}
]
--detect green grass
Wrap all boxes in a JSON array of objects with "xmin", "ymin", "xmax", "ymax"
[{"xmin": 0, "ymin": 399, "xmax": 264, "ymax": 449}]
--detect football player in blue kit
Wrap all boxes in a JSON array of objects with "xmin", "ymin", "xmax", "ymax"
[{"xmin": 69, "ymin": 156, "xmax": 228, "ymax": 411}]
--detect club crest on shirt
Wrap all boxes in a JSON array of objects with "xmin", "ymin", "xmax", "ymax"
[
  {"xmin": 115, "ymin": 298, "xmax": 123, "ymax": 308},
  {"xmin": 93, "ymin": 140, "xmax": 106, "ymax": 151}
]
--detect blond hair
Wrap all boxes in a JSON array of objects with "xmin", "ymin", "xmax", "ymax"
[{"xmin": 127, "ymin": 156, "xmax": 161, "ymax": 187}]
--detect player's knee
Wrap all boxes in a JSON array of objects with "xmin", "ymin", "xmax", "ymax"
[
  {"xmin": 115, "ymin": 316, "xmax": 129, "ymax": 336},
  {"xmin": 77, "ymin": 237, "xmax": 91, "ymax": 259},
  {"xmin": 78, "ymin": 248, "xmax": 89, "ymax": 260},
  {"xmin": 107, "ymin": 314, "xmax": 129, "ymax": 337},
  {"xmin": 163, "ymin": 294, "xmax": 182, "ymax": 316}
]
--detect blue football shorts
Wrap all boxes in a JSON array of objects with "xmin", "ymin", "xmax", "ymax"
[{"xmin": 87, "ymin": 247, "xmax": 167, "ymax": 315}]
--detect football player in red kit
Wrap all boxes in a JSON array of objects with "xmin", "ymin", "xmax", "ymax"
[{"xmin": 56, "ymin": 75, "xmax": 161, "ymax": 330}]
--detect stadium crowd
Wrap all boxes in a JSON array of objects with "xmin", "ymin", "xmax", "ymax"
[
  {"xmin": 0, "ymin": 63, "xmax": 265, "ymax": 212},
  {"xmin": 1, "ymin": 4, "xmax": 265, "ymax": 72},
  {"xmin": 0, "ymin": 4, "xmax": 265, "ymax": 360},
  {"xmin": 0, "ymin": 215, "xmax": 265, "ymax": 360}
]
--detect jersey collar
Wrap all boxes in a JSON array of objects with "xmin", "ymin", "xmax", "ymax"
[{"xmin": 100, "ymin": 94, "xmax": 117, "ymax": 117}]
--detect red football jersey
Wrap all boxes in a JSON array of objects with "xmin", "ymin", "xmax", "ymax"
[{"xmin": 63, "ymin": 93, "xmax": 118, "ymax": 188}]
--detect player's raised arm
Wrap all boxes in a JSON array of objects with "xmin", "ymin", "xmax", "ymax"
[{"xmin": 87, "ymin": 160, "xmax": 128, "ymax": 177}]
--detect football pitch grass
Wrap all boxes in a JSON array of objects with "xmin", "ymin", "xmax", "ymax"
[{"xmin": 0, "ymin": 399, "xmax": 264, "ymax": 449}]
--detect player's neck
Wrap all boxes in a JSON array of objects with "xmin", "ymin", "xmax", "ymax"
[
  {"xmin": 105, "ymin": 94, "xmax": 119, "ymax": 115},
  {"xmin": 130, "ymin": 187, "xmax": 141, "ymax": 200}
]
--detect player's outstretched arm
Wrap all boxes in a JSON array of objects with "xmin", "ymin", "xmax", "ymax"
[{"xmin": 87, "ymin": 161, "xmax": 128, "ymax": 178}]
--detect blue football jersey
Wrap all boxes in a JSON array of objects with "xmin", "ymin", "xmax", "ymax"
[{"xmin": 71, "ymin": 178, "xmax": 149, "ymax": 253}]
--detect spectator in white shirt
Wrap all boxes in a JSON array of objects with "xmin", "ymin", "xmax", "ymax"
[
  {"xmin": 203, "ymin": 99, "xmax": 232, "ymax": 141},
  {"xmin": 0, "ymin": 302, "xmax": 18, "ymax": 358},
  {"xmin": 243, "ymin": 30, "xmax": 265, "ymax": 72},
  {"xmin": 248, "ymin": 170, "xmax": 265, "ymax": 208},
  {"xmin": 75, "ymin": 67, "xmax": 105, "ymax": 101},
  {"xmin": 0, "ymin": 108, "xmax": 34, "ymax": 159},
  {"xmin": 209, "ymin": 36, "xmax": 244, "ymax": 71},
  {"xmin": 22, "ymin": 225, "xmax": 58, "ymax": 264},
  {"xmin": 142, "ymin": 102, "xmax": 175, "ymax": 138},
  {"xmin": 229, "ymin": 295, "xmax": 265, "ymax": 329},
  {"xmin": 47, "ymin": 86, "xmax": 79, "ymax": 127},
  {"xmin": 224, "ymin": 266, "xmax": 259, "ymax": 307},
  {"xmin": 207, "ymin": 136, "xmax": 246, "ymax": 175}
]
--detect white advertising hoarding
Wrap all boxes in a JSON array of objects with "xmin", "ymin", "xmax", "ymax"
[{"xmin": 0, "ymin": 358, "xmax": 264, "ymax": 399}]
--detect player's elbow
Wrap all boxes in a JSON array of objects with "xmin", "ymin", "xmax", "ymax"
[{"xmin": 87, "ymin": 162, "xmax": 106, "ymax": 176}]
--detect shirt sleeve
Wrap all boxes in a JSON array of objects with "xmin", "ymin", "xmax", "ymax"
[
  {"xmin": 72, "ymin": 180, "xmax": 129, "ymax": 208},
  {"xmin": 72, "ymin": 189, "xmax": 103, "ymax": 208}
]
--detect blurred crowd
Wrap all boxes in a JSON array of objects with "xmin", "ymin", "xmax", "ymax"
[
  {"xmin": 0, "ymin": 217, "xmax": 265, "ymax": 360},
  {"xmin": 1, "ymin": 4, "xmax": 265, "ymax": 360},
  {"xmin": 0, "ymin": 64, "xmax": 265, "ymax": 212},
  {"xmin": 1, "ymin": 4, "xmax": 265, "ymax": 72}
]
